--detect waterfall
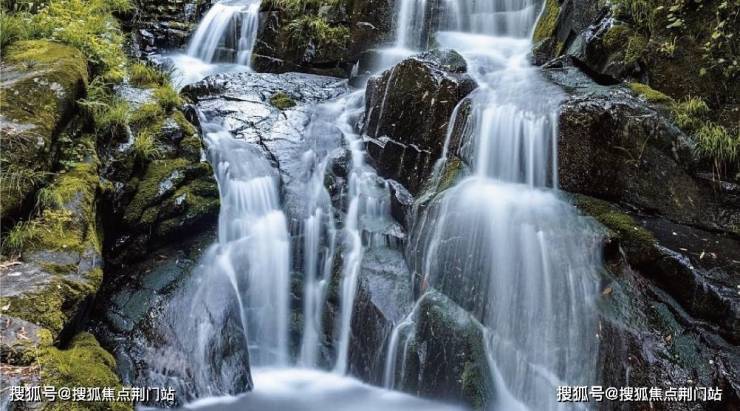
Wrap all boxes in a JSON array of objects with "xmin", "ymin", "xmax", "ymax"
[
  {"xmin": 147, "ymin": 0, "xmax": 602, "ymax": 407},
  {"xmin": 186, "ymin": 0, "xmax": 260, "ymax": 65},
  {"xmin": 329, "ymin": 92, "xmax": 399, "ymax": 375},
  {"xmin": 383, "ymin": 1, "xmax": 603, "ymax": 409}
]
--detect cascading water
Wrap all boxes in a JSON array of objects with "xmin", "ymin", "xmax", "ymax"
[
  {"xmin": 148, "ymin": 0, "xmax": 603, "ymax": 408},
  {"xmin": 384, "ymin": 1, "xmax": 603, "ymax": 410},
  {"xmin": 165, "ymin": 0, "xmax": 260, "ymax": 87},
  {"xmin": 186, "ymin": 0, "xmax": 260, "ymax": 64}
]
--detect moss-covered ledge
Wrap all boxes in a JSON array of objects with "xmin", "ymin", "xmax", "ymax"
[
  {"xmin": 1, "ymin": 131, "xmax": 102, "ymax": 338},
  {"xmin": 0, "ymin": 40, "xmax": 89, "ymax": 220}
]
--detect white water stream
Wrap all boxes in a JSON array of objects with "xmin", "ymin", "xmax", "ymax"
[{"xmin": 154, "ymin": 0, "xmax": 602, "ymax": 409}]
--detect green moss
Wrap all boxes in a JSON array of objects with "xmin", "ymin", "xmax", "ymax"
[
  {"xmin": 571, "ymin": 194, "xmax": 658, "ymax": 266},
  {"xmin": 628, "ymin": 82, "xmax": 673, "ymax": 104},
  {"xmin": 3, "ymin": 325, "xmax": 54, "ymax": 366},
  {"xmin": 3, "ymin": 0, "xmax": 133, "ymax": 79},
  {"xmin": 0, "ymin": 41, "xmax": 88, "ymax": 216},
  {"xmin": 0, "ymin": 271, "xmax": 100, "ymax": 334},
  {"xmin": 624, "ymin": 34, "xmax": 647, "ymax": 65},
  {"xmin": 437, "ymin": 156, "xmax": 464, "ymax": 193},
  {"xmin": 461, "ymin": 361, "xmax": 488, "ymax": 410},
  {"xmin": 269, "ymin": 91, "xmax": 297, "ymax": 110},
  {"xmin": 123, "ymin": 158, "xmax": 190, "ymax": 224},
  {"xmin": 532, "ymin": 0, "xmax": 560, "ymax": 44},
  {"xmin": 38, "ymin": 332, "xmax": 131, "ymax": 410},
  {"xmin": 153, "ymin": 84, "xmax": 183, "ymax": 112},
  {"xmin": 172, "ymin": 110, "xmax": 197, "ymax": 137},
  {"xmin": 130, "ymin": 102, "xmax": 165, "ymax": 127},
  {"xmin": 128, "ymin": 62, "xmax": 169, "ymax": 87}
]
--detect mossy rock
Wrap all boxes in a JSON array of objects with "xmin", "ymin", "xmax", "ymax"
[
  {"xmin": 0, "ymin": 131, "xmax": 102, "ymax": 339},
  {"xmin": 570, "ymin": 194, "xmax": 658, "ymax": 267},
  {"xmin": 532, "ymin": 0, "xmax": 560, "ymax": 44},
  {"xmin": 0, "ymin": 270, "xmax": 101, "ymax": 336},
  {"xmin": 0, "ymin": 40, "xmax": 89, "ymax": 219},
  {"xmin": 395, "ymin": 290, "xmax": 494, "ymax": 409},
  {"xmin": 628, "ymin": 82, "xmax": 673, "ymax": 105},
  {"xmin": 269, "ymin": 91, "xmax": 296, "ymax": 110},
  {"xmin": 37, "ymin": 332, "xmax": 131, "ymax": 410},
  {"xmin": 123, "ymin": 159, "xmax": 214, "ymax": 225},
  {"xmin": 0, "ymin": 316, "xmax": 54, "ymax": 366}
]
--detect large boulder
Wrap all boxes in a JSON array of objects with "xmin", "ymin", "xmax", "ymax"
[
  {"xmin": 0, "ymin": 40, "xmax": 88, "ymax": 220},
  {"xmin": 391, "ymin": 290, "xmax": 494, "ymax": 410},
  {"xmin": 363, "ymin": 49, "xmax": 476, "ymax": 194},
  {"xmin": 550, "ymin": 66, "xmax": 740, "ymax": 236},
  {"xmin": 348, "ymin": 247, "xmax": 413, "ymax": 384}
]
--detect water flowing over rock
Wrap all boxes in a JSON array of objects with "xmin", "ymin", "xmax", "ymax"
[
  {"xmin": 363, "ymin": 49, "xmax": 475, "ymax": 194},
  {"xmin": 187, "ymin": 0, "xmax": 261, "ymax": 64}
]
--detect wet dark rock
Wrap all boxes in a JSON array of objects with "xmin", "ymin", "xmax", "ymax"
[
  {"xmin": 349, "ymin": 247, "xmax": 413, "ymax": 384},
  {"xmin": 394, "ymin": 290, "xmax": 494, "ymax": 410},
  {"xmin": 128, "ymin": 0, "xmax": 205, "ymax": 53},
  {"xmin": 184, "ymin": 71, "xmax": 348, "ymax": 223},
  {"xmin": 597, "ymin": 262, "xmax": 740, "ymax": 411},
  {"xmin": 93, "ymin": 230, "xmax": 248, "ymax": 405},
  {"xmin": 348, "ymin": 0, "xmax": 395, "ymax": 72},
  {"xmin": 363, "ymin": 50, "xmax": 476, "ymax": 194},
  {"xmin": 550, "ymin": 66, "xmax": 740, "ymax": 236}
]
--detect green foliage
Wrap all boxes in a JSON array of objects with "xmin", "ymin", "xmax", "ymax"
[
  {"xmin": 129, "ymin": 62, "xmax": 170, "ymax": 87},
  {"xmin": 2, "ymin": 219, "xmax": 42, "ymax": 255},
  {"xmin": 694, "ymin": 123, "xmax": 739, "ymax": 178},
  {"xmin": 701, "ymin": 0, "xmax": 738, "ymax": 79},
  {"xmin": 1, "ymin": 0, "xmax": 132, "ymax": 80},
  {"xmin": 39, "ymin": 332, "xmax": 131, "ymax": 410},
  {"xmin": 269, "ymin": 91, "xmax": 296, "ymax": 110},
  {"xmin": 0, "ymin": 164, "xmax": 48, "ymax": 197},
  {"xmin": 133, "ymin": 128, "xmax": 163, "ymax": 161},
  {"xmin": 271, "ymin": 0, "xmax": 349, "ymax": 51},
  {"xmin": 671, "ymin": 96, "xmax": 738, "ymax": 178},
  {"xmin": 672, "ymin": 96, "xmax": 710, "ymax": 131},
  {"xmin": 35, "ymin": 185, "xmax": 65, "ymax": 210},
  {"xmin": 153, "ymin": 84, "xmax": 183, "ymax": 113},
  {"xmin": 0, "ymin": 9, "xmax": 33, "ymax": 48},
  {"xmin": 286, "ymin": 15, "xmax": 349, "ymax": 50}
]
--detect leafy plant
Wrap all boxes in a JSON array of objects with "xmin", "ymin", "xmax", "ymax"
[
  {"xmin": 672, "ymin": 96, "xmax": 709, "ymax": 131},
  {"xmin": 694, "ymin": 123, "xmax": 739, "ymax": 178}
]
